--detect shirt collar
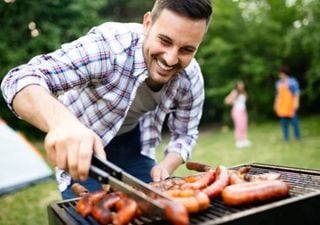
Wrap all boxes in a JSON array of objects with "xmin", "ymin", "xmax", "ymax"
[{"xmin": 133, "ymin": 34, "xmax": 148, "ymax": 77}]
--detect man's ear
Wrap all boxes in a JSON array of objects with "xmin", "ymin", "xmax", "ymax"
[{"xmin": 143, "ymin": 11, "xmax": 152, "ymax": 35}]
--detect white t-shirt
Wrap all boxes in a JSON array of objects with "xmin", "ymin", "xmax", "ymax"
[{"xmin": 233, "ymin": 94, "xmax": 246, "ymax": 111}]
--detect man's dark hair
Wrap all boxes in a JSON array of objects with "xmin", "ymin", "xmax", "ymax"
[
  {"xmin": 278, "ymin": 66, "xmax": 291, "ymax": 75},
  {"xmin": 151, "ymin": 0, "xmax": 213, "ymax": 25}
]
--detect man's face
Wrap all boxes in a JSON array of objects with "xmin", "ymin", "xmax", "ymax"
[{"xmin": 142, "ymin": 9, "xmax": 207, "ymax": 88}]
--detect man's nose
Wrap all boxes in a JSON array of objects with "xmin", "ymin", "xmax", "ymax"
[{"xmin": 163, "ymin": 48, "xmax": 179, "ymax": 66}]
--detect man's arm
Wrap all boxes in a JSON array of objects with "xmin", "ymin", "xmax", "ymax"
[
  {"xmin": 293, "ymin": 93, "xmax": 300, "ymax": 111},
  {"xmin": 151, "ymin": 152, "xmax": 184, "ymax": 182},
  {"xmin": 151, "ymin": 61, "xmax": 204, "ymax": 182},
  {"xmin": 12, "ymin": 85, "xmax": 106, "ymax": 180}
]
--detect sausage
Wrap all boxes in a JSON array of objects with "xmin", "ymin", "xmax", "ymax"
[
  {"xmin": 181, "ymin": 170, "xmax": 215, "ymax": 190},
  {"xmin": 222, "ymin": 180, "xmax": 289, "ymax": 206},
  {"xmin": 112, "ymin": 198, "xmax": 138, "ymax": 225},
  {"xmin": 237, "ymin": 165, "xmax": 251, "ymax": 175},
  {"xmin": 71, "ymin": 183, "xmax": 89, "ymax": 197},
  {"xmin": 183, "ymin": 173, "xmax": 202, "ymax": 183},
  {"xmin": 194, "ymin": 191, "xmax": 210, "ymax": 211},
  {"xmin": 228, "ymin": 166, "xmax": 252, "ymax": 185},
  {"xmin": 244, "ymin": 172, "xmax": 281, "ymax": 182},
  {"xmin": 91, "ymin": 192, "xmax": 121, "ymax": 224},
  {"xmin": 186, "ymin": 161, "xmax": 211, "ymax": 172},
  {"xmin": 156, "ymin": 198, "xmax": 189, "ymax": 225},
  {"xmin": 76, "ymin": 190, "xmax": 106, "ymax": 217},
  {"xmin": 164, "ymin": 189, "xmax": 210, "ymax": 213},
  {"xmin": 171, "ymin": 196, "xmax": 200, "ymax": 213},
  {"xmin": 91, "ymin": 204, "xmax": 112, "ymax": 225},
  {"xmin": 202, "ymin": 165, "xmax": 229, "ymax": 199},
  {"xmin": 165, "ymin": 189, "xmax": 200, "ymax": 213},
  {"xmin": 150, "ymin": 177, "xmax": 186, "ymax": 191},
  {"xmin": 228, "ymin": 170, "xmax": 246, "ymax": 185}
]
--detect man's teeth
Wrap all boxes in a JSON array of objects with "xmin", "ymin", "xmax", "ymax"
[{"xmin": 157, "ymin": 59, "xmax": 173, "ymax": 71}]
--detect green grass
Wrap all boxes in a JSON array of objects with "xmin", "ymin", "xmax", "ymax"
[
  {"xmin": 1, "ymin": 116, "xmax": 319, "ymax": 225},
  {"xmin": 168, "ymin": 115, "xmax": 320, "ymax": 176}
]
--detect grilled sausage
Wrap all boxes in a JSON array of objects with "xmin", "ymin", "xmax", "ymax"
[
  {"xmin": 156, "ymin": 198, "xmax": 189, "ymax": 225},
  {"xmin": 202, "ymin": 165, "xmax": 229, "ymax": 199},
  {"xmin": 181, "ymin": 170, "xmax": 215, "ymax": 190},
  {"xmin": 112, "ymin": 198, "xmax": 138, "ymax": 225},
  {"xmin": 222, "ymin": 180, "xmax": 289, "ymax": 206},
  {"xmin": 165, "ymin": 189, "xmax": 199, "ymax": 213},
  {"xmin": 91, "ymin": 204, "xmax": 112, "ymax": 225},
  {"xmin": 150, "ymin": 177, "xmax": 186, "ymax": 191},
  {"xmin": 244, "ymin": 172, "xmax": 281, "ymax": 182},
  {"xmin": 76, "ymin": 190, "xmax": 106, "ymax": 217},
  {"xmin": 91, "ymin": 192, "xmax": 121, "ymax": 224},
  {"xmin": 186, "ymin": 161, "xmax": 212, "ymax": 172},
  {"xmin": 228, "ymin": 170, "xmax": 246, "ymax": 185},
  {"xmin": 171, "ymin": 196, "xmax": 200, "ymax": 213},
  {"xmin": 194, "ymin": 191, "xmax": 210, "ymax": 211},
  {"xmin": 165, "ymin": 189, "xmax": 210, "ymax": 213},
  {"xmin": 71, "ymin": 183, "xmax": 89, "ymax": 197}
]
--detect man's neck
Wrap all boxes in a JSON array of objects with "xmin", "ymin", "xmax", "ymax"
[{"xmin": 145, "ymin": 77, "xmax": 163, "ymax": 92}]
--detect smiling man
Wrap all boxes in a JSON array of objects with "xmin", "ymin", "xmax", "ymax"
[{"xmin": 1, "ymin": 0, "xmax": 212, "ymax": 199}]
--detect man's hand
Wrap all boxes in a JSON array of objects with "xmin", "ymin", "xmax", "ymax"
[
  {"xmin": 150, "ymin": 152, "xmax": 184, "ymax": 182},
  {"xmin": 45, "ymin": 121, "xmax": 106, "ymax": 181},
  {"xmin": 12, "ymin": 85, "xmax": 106, "ymax": 181},
  {"xmin": 151, "ymin": 164, "xmax": 170, "ymax": 182}
]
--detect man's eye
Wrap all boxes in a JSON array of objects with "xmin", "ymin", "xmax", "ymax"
[
  {"xmin": 160, "ymin": 38, "xmax": 171, "ymax": 45},
  {"xmin": 181, "ymin": 48, "xmax": 195, "ymax": 54}
]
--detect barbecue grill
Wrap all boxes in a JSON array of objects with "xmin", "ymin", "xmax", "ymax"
[{"xmin": 48, "ymin": 163, "xmax": 320, "ymax": 225}]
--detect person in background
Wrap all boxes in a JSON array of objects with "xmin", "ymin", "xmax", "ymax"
[
  {"xmin": 1, "ymin": 0, "xmax": 212, "ymax": 199},
  {"xmin": 274, "ymin": 66, "xmax": 301, "ymax": 141},
  {"xmin": 224, "ymin": 80, "xmax": 251, "ymax": 148}
]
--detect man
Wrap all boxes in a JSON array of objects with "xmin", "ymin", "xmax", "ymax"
[
  {"xmin": 1, "ymin": 0, "xmax": 212, "ymax": 199},
  {"xmin": 274, "ymin": 66, "xmax": 301, "ymax": 141}
]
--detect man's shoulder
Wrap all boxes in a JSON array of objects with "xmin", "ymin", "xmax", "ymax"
[
  {"xmin": 179, "ymin": 58, "xmax": 203, "ymax": 86},
  {"xmin": 288, "ymin": 76, "xmax": 298, "ymax": 82},
  {"xmin": 90, "ymin": 22, "xmax": 143, "ymax": 44},
  {"xmin": 183, "ymin": 58, "xmax": 202, "ymax": 77},
  {"xmin": 93, "ymin": 22, "xmax": 142, "ymax": 36}
]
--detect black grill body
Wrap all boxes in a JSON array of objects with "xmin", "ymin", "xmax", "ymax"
[{"xmin": 48, "ymin": 163, "xmax": 320, "ymax": 225}]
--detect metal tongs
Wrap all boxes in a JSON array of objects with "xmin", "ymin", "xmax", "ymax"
[{"xmin": 89, "ymin": 155, "xmax": 169, "ymax": 217}]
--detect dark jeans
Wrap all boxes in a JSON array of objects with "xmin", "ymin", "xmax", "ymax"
[
  {"xmin": 281, "ymin": 114, "xmax": 301, "ymax": 141},
  {"xmin": 61, "ymin": 125, "xmax": 155, "ymax": 199}
]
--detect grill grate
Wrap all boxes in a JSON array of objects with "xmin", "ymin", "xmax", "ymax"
[{"xmin": 48, "ymin": 163, "xmax": 320, "ymax": 225}]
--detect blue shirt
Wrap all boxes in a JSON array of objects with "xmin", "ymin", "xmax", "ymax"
[{"xmin": 276, "ymin": 76, "xmax": 300, "ymax": 96}]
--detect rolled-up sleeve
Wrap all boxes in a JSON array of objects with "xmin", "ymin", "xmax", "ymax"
[
  {"xmin": 165, "ymin": 61, "xmax": 205, "ymax": 161},
  {"xmin": 1, "ymin": 27, "xmax": 113, "ymax": 114}
]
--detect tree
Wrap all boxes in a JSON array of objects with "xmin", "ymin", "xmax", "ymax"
[
  {"xmin": 0, "ymin": 0, "xmax": 107, "ymax": 136},
  {"xmin": 198, "ymin": 0, "xmax": 319, "ymax": 124}
]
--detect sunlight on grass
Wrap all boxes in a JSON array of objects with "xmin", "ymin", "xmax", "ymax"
[{"xmin": 159, "ymin": 116, "xmax": 320, "ymax": 176}]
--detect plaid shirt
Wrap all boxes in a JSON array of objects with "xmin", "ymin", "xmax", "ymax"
[{"xmin": 1, "ymin": 22, "xmax": 204, "ymax": 162}]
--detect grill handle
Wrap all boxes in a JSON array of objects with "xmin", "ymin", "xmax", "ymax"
[{"xmin": 91, "ymin": 155, "xmax": 123, "ymax": 180}]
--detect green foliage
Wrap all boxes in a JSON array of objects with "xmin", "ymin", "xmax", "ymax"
[
  {"xmin": 199, "ymin": 0, "xmax": 319, "ymax": 123},
  {"xmin": 0, "ymin": 0, "xmax": 107, "ymax": 136},
  {"xmin": 0, "ymin": 0, "xmax": 319, "ymax": 135}
]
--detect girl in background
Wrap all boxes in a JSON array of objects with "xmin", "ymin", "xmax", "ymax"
[{"xmin": 224, "ymin": 80, "xmax": 251, "ymax": 148}]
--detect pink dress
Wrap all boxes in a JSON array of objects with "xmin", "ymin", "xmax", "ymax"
[{"xmin": 231, "ymin": 94, "xmax": 248, "ymax": 140}]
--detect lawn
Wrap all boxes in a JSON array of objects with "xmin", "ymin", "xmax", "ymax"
[{"xmin": 1, "ymin": 115, "xmax": 319, "ymax": 225}]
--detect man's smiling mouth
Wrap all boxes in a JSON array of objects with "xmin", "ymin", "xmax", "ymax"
[{"xmin": 156, "ymin": 58, "xmax": 174, "ymax": 71}]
